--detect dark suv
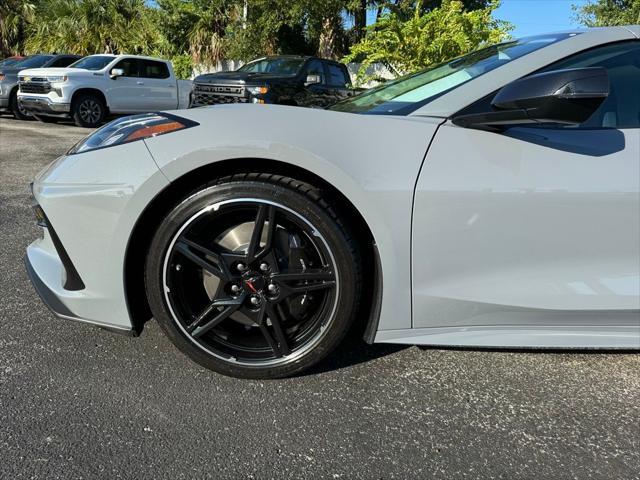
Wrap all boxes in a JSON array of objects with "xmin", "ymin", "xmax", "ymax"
[
  {"xmin": 0, "ymin": 54, "xmax": 81, "ymax": 119},
  {"xmin": 191, "ymin": 55, "xmax": 356, "ymax": 109}
]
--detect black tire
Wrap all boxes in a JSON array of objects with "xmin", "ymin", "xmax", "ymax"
[
  {"xmin": 71, "ymin": 93, "xmax": 105, "ymax": 128},
  {"xmin": 33, "ymin": 115, "xmax": 59, "ymax": 123},
  {"xmin": 145, "ymin": 173, "xmax": 362, "ymax": 379},
  {"xmin": 9, "ymin": 89, "xmax": 33, "ymax": 121}
]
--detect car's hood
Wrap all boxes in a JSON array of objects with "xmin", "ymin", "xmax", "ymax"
[
  {"xmin": 18, "ymin": 67, "xmax": 88, "ymax": 78},
  {"xmin": 194, "ymin": 71, "xmax": 295, "ymax": 85},
  {"xmin": 0, "ymin": 66, "xmax": 23, "ymax": 76}
]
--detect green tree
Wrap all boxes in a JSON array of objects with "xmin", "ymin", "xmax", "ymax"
[
  {"xmin": 224, "ymin": 0, "xmax": 350, "ymax": 60},
  {"xmin": 574, "ymin": 0, "xmax": 640, "ymax": 26},
  {"xmin": 345, "ymin": 0, "xmax": 511, "ymax": 84},
  {"xmin": 223, "ymin": 0, "xmax": 311, "ymax": 61},
  {"xmin": 25, "ymin": 0, "xmax": 161, "ymax": 55},
  {"xmin": 0, "ymin": 0, "xmax": 36, "ymax": 56}
]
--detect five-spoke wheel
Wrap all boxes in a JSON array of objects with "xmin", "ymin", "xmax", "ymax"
[{"xmin": 145, "ymin": 175, "xmax": 362, "ymax": 378}]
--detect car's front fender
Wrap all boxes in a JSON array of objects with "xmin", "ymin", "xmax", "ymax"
[{"xmin": 144, "ymin": 104, "xmax": 443, "ymax": 331}]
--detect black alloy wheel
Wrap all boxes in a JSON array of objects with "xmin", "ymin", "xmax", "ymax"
[
  {"xmin": 71, "ymin": 93, "xmax": 105, "ymax": 128},
  {"xmin": 145, "ymin": 175, "xmax": 362, "ymax": 378}
]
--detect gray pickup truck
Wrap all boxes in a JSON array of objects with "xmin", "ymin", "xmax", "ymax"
[{"xmin": 0, "ymin": 54, "xmax": 80, "ymax": 119}]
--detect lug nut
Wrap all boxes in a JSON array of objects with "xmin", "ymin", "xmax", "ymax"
[
  {"xmin": 230, "ymin": 284, "xmax": 241, "ymax": 294},
  {"xmin": 250, "ymin": 295, "xmax": 261, "ymax": 306},
  {"xmin": 175, "ymin": 264, "xmax": 182, "ymax": 271},
  {"xmin": 237, "ymin": 262, "xmax": 247, "ymax": 272},
  {"xmin": 259, "ymin": 262, "xmax": 269, "ymax": 272},
  {"xmin": 267, "ymin": 283, "xmax": 278, "ymax": 294}
]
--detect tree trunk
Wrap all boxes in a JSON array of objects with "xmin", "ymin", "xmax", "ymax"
[
  {"xmin": 317, "ymin": 16, "xmax": 341, "ymax": 59},
  {"xmin": 353, "ymin": 0, "xmax": 367, "ymax": 42}
]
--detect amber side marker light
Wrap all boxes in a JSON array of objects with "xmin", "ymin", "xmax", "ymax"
[{"xmin": 124, "ymin": 121, "xmax": 185, "ymax": 142}]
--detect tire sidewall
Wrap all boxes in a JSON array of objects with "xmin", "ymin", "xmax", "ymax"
[
  {"xmin": 10, "ymin": 90, "xmax": 33, "ymax": 121},
  {"xmin": 145, "ymin": 180, "xmax": 360, "ymax": 379},
  {"xmin": 72, "ymin": 93, "xmax": 105, "ymax": 128}
]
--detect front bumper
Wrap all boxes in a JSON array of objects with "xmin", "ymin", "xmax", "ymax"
[
  {"xmin": 24, "ymin": 251, "xmax": 133, "ymax": 335},
  {"xmin": 18, "ymin": 96, "xmax": 70, "ymax": 116},
  {"xmin": 26, "ymin": 140, "xmax": 171, "ymax": 334}
]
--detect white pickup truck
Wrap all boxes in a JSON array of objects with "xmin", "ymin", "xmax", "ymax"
[{"xmin": 17, "ymin": 54, "xmax": 191, "ymax": 127}]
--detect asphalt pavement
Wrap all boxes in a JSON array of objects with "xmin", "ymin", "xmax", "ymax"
[{"xmin": 0, "ymin": 116, "xmax": 639, "ymax": 479}]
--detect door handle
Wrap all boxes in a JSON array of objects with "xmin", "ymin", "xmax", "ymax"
[{"xmin": 136, "ymin": 81, "xmax": 144, "ymax": 85}]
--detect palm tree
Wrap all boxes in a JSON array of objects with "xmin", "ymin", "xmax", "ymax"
[
  {"xmin": 0, "ymin": 0, "xmax": 35, "ymax": 56},
  {"xmin": 25, "ymin": 0, "xmax": 161, "ymax": 55}
]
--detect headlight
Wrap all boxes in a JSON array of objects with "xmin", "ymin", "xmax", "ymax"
[
  {"xmin": 46, "ymin": 75, "xmax": 68, "ymax": 83},
  {"xmin": 67, "ymin": 112, "xmax": 198, "ymax": 155},
  {"xmin": 247, "ymin": 86, "xmax": 269, "ymax": 95}
]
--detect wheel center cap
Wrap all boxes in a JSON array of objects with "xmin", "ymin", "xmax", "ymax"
[{"xmin": 243, "ymin": 273, "xmax": 265, "ymax": 293}]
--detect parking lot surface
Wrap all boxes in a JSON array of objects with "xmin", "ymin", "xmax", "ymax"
[{"xmin": 0, "ymin": 116, "xmax": 639, "ymax": 479}]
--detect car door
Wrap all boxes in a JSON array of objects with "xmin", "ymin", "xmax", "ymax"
[
  {"xmin": 412, "ymin": 40, "xmax": 640, "ymax": 329},
  {"xmin": 105, "ymin": 58, "xmax": 150, "ymax": 113},
  {"xmin": 136, "ymin": 59, "xmax": 177, "ymax": 111}
]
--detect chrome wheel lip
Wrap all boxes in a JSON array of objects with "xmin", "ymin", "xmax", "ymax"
[{"xmin": 161, "ymin": 197, "xmax": 340, "ymax": 367}]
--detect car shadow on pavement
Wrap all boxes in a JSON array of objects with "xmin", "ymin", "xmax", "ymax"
[{"xmin": 303, "ymin": 333, "xmax": 408, "ymax": 376}]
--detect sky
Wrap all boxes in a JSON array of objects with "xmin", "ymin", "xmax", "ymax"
[
  {"xmin": 361, "ymin": 0, "xmax": 594, "ymax": 38},
  {"xmin": 494, "ymin": 0, "xmax": 592, "ymax": 37}
]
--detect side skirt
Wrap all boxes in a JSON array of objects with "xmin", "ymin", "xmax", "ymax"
[{"xmin": 374, "ymin": 324, "xmax": 640, "ymax": 349}]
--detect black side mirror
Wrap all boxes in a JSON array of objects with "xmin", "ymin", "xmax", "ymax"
[{"xmin": 453, "ymin": 67, "xmax": 609, "ymax": 129}]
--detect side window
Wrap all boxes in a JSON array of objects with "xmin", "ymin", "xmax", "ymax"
[
  {"xmin": 326, "ymin": 63, "xmax": 348, "ymax": 87},
  {"xmin": 540, "ymin": 41, "xmax": 640, "ymax": 129},
  {"xmin": 113, "ymin": 58, "xmax": 139, "ymax": 77},
  {"xmin": 305, "ymin": 60, "xmax": 325, "ymax": 85},
  {"xmin": 139, "ymin": 60, "xmax": 170, "ymax": 79}
]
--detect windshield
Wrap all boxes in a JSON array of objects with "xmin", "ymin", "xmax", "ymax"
[
  {"xmin": 238, "ymin": 58, "xmax": 305, "ymax": 75},
  {"xmin": 11, "ymin": 55, "xmax": 54, "ymax": 69},
  {"xmin": 330, "ymin": 33, "xmax": 575, "ymax": 115},
  {"xmin": 0, "ymin": 57, "xmax": 22, "ymax": 68},
  {"xmin": 69, "ymin": 55, "xmax": 115, "ymax": 71}
]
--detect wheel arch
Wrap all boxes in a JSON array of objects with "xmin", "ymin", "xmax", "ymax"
[
  {"xmin": 71, "ymin": 88, "xmax": 109, "ymax": 111},
  {"xmin": 124, "ymin": 158, "xmax": 382, "ymax": 341}
]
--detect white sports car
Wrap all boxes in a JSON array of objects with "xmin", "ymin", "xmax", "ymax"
[{"xmin": 27, "ymin": 27, "xmax": 640, "ymax": 378}]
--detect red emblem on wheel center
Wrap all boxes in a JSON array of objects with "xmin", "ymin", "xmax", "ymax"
[
  {"xmin": 243, "ymin": 275, "xmax": 265, "ymax": 293},
  {"xmin": 244, "ymin": 279, "xmax": 258, "ymax": 293}
]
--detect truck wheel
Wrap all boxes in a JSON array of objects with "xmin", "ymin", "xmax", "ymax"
[
  {"xmin": 33, "ymin": 115, "xmax": 59, "ymax": 123},
  {"xmin": 71, "ymin": 93, "xmax": 105, "ymax": 128},
  {"xmin": 9, "ymin": 90, "xmax": 33, "ymax": 121}
]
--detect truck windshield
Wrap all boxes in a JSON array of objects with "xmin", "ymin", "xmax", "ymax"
[
  {"xmin": 330, "ymin": 33, "xmax": 575, "ymax": 115},
  {"xmin": 69, "ymin": 56, "xmax": 115, "ymax": 71},
  {"xmin": 239, "ymin": 58, "xmax": 305, "ymax": 75},
  {"xmin": 12, "ymin": 55, "xmax": 53, "ymax": 69}
]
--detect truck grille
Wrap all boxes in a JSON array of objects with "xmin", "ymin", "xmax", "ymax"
[
  {"xmin": 19, "ymin": 81, "xmax": 52, "ymax": 94},
  {"xmin": 191, "ymin": 83, "xmax": 248, "ymax": 107}
]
